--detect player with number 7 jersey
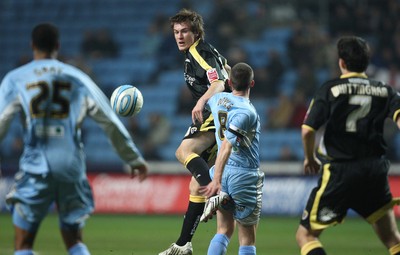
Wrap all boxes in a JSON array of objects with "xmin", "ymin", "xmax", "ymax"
[
  {"xmin": 297, "ymin": 36, "xmax": 400, "ymax": 255},
  {"xmin": 303, "ymin": 74, "xmax": 400, "ymax": 161}
]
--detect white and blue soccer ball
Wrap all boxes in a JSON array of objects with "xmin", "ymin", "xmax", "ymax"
[{"xmin": 110, "ymin": 85, "xmax": 143, "ymax": 117}]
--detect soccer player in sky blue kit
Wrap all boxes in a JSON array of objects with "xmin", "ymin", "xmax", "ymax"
[
  {"xmin": 201, "ymin": 62, "xmax": 264, "ymax": 255},
  {"xmin": 1, "ymin": 23, "xmax": 149, "ymax": 255}
]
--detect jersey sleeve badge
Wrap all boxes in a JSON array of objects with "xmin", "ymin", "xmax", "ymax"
[{"xmin": 207, "ymin": 68, "xmax": 219, "ymax": 84}]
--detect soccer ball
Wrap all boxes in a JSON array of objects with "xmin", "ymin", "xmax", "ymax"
[{"xmin": 110, "ymin": 85, "xmax": 143, "ymax": 117}]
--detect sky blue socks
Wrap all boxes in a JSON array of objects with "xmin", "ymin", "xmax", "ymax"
[
  {"xmin": 68, "ymin": 243, "xmax": 90, "ymax": 255},
  {"xmin": 207, "ymin": 233, "xmax": 230, "ymax": 255}
]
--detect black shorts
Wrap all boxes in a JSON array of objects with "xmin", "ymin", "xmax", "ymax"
[
  {"xmin": 300, "ymin": 157, "xmax": 394, "ymax": 230},
  {"xmin": 183, "ymin": 110, "xmax": 217, "ymax": 163}
]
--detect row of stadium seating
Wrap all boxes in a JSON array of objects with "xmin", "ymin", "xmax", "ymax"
[
  {"xmin": 2, "ymin": 0, "xmax": 400, "ymax": 170},
  {"xmin": 0, "ymin": 0, "xmax": 315, "ymax": 168}
]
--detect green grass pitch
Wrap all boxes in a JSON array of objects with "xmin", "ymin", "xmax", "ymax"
[{"xmin": 0, "ymin": 213, "xmax": 396, "ymax": 255}]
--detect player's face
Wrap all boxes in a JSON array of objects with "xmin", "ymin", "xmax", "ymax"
[{"xmin": 173, "ymin": 22, "xmax": 196, "ymax": 52}]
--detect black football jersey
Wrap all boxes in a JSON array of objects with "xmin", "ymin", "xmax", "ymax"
[
  {"xmin": 304, "ymin": 73, "xmax": 400, "ymax": 160},
  {"xmin": 183, "ymin": 39, "xmax": 229, "ymax": 101}
]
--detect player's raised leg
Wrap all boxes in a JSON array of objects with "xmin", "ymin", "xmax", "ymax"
[{"xmin": 159, "ymin": 135, "xmax": 214, "ymax": 255}]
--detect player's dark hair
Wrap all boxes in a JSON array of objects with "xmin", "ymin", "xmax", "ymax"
[
  {"xmin": 170, "ymin": 9, "xmax": 205, "ymax": 40},
  {"xmin": 230, "ymin": 62, "xmax": 254, "ymax": 91},
  {"xmin": 337, "ymin": 36, "xmax": 370, "ymax": 72},
  {"xmin": 31, "ymin": 23, "xmax": 59, "ymax": 53}
]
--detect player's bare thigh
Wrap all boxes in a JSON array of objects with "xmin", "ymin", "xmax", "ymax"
[
  {"xmin": 175, "ymin": 132, "xmax": 215, "ymax": 164},
  {"xmin": 216, "ymin": 208, "xmax": 235, "ymax": 239}
]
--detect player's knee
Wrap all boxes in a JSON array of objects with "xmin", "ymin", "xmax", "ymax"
[
  {"xmin": 60, "ymin": 221, "xmax": 83, "ymax": 232},
  {"xmin": 296, "ymin": 225, "xmax": 322, "ymax": 248},
  {"xmin": 175, "ymin": 150, "xmax": 181, "ymax": 163},
  {"xmin": 175, "ymin": 147, "xmax": 185, "ymax": 164}
]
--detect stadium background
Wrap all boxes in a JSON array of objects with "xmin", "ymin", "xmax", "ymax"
[{"xmin": 1, "ymin": 0, "xmax": 400, "ymax": 217}]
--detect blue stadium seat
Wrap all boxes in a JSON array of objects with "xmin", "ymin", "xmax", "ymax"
[
  {"xmin": 280, "ymin": 69, "xmax": 298, "ymax": 96},
  {"xmin": 241, "ymin": 41, "xmax": 270, "ymax": 68},
  {"xmin": 316, "ymin": 68, "xmax": 330, "ymax": 86},
  {"xmin": 259, "ymin": 129, "xmax": 302, "ymax": 161},
  {"xmin": 157, "ymin": 70, "xmax": 185, "ymax": 87},
  {"xmin": 0, "ymin": 0, "xmax": 313, "ymax": 166},
  {"xmin": 158, "ymin": 131, "xmax": 184, "ymax": 161},
  {"xmin": 261, "ymin": 27, "xmax": 293, "ymax": 44}
]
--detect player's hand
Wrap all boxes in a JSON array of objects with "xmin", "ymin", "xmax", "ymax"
[
  {"xmin": 192, "ymin": 99, "xmax": 206, "ymax": 124},
  {"xmin": 224, "ymin": 64, "xmax": 231, "ymax": 76},
  {"xmin": 303, "ymin": 158, "xmax": 320, "ymax": 175},
  {"xmin": 128, "ymin": 163, "xmax": 148, "ymax": 182},
  {"xmin": 200, "ymin": 180, "xmax": 221, "ymax": 198}
]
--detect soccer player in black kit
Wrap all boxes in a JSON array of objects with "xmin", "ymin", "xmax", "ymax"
[
  {"xmin": 159, "ymin": 9, "xmax": 230, "ymax": 255},
  {"xmin": 296, "ymin": 36, "xmax": 400, "ymax": 255}
]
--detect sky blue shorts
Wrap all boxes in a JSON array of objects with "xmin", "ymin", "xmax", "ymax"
[
  {"xmin": 6, "ymin": 171, "xmax": 94, "ymax": 232},
  {"xmin": 210, "ymin": 165, "xmax": 264, "ymax": 226}
]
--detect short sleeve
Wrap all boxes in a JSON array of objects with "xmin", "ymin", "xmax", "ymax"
[{"xmin": 225, "ymin": 113, "xmax": 250, "ymax": 147}]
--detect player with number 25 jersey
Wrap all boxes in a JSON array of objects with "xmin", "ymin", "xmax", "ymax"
[
  {"xmin": 0, "ymin": 59, "xmax": 144, "ymax": 181},
  {"xmin": 1, "ymin": 22, "xmax": 148, "ymax": 255}
]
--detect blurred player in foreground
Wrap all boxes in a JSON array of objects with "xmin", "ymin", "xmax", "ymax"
[
  {"xmin": 296, "ymin": 36, "xmax": 400, "ymax": 255},
  {"xmin": 1, "ymin": 23, "xmax": 148, "ymax": 255},
  {"xmin": 200, "ymin": 62, "xmax": 264, "ymax": 255},
  {"xmin": 159, "ymin": 9, "xmax": 230, "ymax": 255}
]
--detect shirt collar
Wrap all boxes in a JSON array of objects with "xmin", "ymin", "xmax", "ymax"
[{"xmin": 340, "ymin": 72, "xmax": 368, "ymax": 79}]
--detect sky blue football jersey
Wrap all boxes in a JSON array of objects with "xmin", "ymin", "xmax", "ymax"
[
  {"xmin": 207, "ymin": 92, "xmax": 261, "ymax": 169},
  {"xmin": 0, "ymin": 59, "xmax": 144, "ymax": 181}
]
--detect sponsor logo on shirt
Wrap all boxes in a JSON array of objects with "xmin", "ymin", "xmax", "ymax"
[
  {"xmin": 184, "ymin": 73, "xmax": 196, "ymax": 86},
  {"xmin": 206, "ymin": 68, "xmax": 219, "ymax": 84}
]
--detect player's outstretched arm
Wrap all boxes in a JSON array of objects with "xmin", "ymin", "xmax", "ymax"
[
  {"xmin": 224, "ymin": 64, "xmax": 231, "ymax": 76},
  {"xmin": 200, "ymin": 139, "xmax": 232, "ymax": 197},
  {"xmin": 192, "ymin": 80, "xmax": 226, "ymax": 124}
]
